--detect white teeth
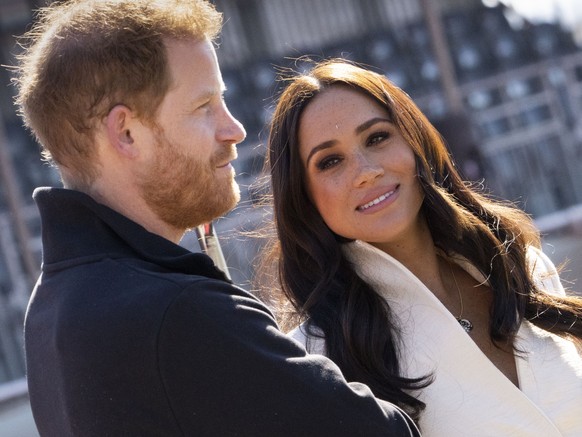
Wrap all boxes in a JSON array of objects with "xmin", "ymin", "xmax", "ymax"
[{"xmin": 359, "ymin": 190, "xmax": 395, "ymax": 210}]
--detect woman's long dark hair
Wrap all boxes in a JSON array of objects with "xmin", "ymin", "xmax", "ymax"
[{"xmin": 263, "ymin": 60, "xmax": 582, "ymax": 421}]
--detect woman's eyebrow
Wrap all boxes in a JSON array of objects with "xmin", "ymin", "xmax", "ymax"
[
  {"xmin": 355, "ymin": 117, "xmax": 391, "ymax": 135},
  {"xmin": 306, "ymin": 140, "xmax": 335, "ymax": 168},
  {"xmin": 305, "ymin": 117, "xmax": 392, "ymax": 167}
]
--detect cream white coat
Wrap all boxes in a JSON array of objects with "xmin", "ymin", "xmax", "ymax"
[{"xmin": 291, "ymin": 242, "xmax": 582, "ymax": 437}]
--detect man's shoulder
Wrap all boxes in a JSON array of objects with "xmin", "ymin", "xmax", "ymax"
[
  {"xmin": 161, "ymin": 272, "xmax": 273, "ymax": 327},
  {"xmin": 289, "ymin": 321, "xmax": 327, "ymax": 355},
  {"xmin": 32, "ymin": 254, "xmax": 253, "ymax": 329},
  {"xmin": 103, "ymin": 256, "xmax": 274, "ymax": 327}
]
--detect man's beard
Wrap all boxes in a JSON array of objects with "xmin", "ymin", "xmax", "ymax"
[{"xmin": 136, "ymin": 132, "xmax": 240, "ymax": 232}]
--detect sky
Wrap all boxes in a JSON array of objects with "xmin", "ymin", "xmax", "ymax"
[{"xmin": 483, "ymin": 0, "xmax": 582, "ymax": 43}]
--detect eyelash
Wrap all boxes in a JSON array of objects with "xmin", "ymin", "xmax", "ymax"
[
  {"xmin": 195, "ymin": 102, "xmax": 211, "ymax": 112},
  {"xmin": 367, "ymin": 131, "xmax": 390, "ymax": 145},
  {"xmin": 315, "ymin": 130, "xmax": 391, "ymax": 171},
  {"xmin": 196, "ymin": 94, "xmax": 226, "ymax": 112},
  {"xmin": 316, "ymin": 156, "xmax": 342, "ymax": 171}
]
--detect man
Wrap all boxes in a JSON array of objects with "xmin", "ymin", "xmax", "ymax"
[{"xmin": 15, "ymin": 1, "xmax": 420, "ymax": 435}]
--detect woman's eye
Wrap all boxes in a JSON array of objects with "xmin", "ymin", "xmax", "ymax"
[
  {"xmin": 316, "ymin": 156, "xmax": 342, "ymax": 171},
  {"xmin": 367, "ymin": 131, "xmax": 389, "ymax": 146}
]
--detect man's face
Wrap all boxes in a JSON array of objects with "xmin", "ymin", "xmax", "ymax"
[{"xmin": 136, "ymin": 39, "xmax": 246, "ymax": 231}]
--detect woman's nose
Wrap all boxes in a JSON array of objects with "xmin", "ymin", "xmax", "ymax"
[{"xmin": 353, "ymin": 153, "xmax": 384, "ymax": 187}]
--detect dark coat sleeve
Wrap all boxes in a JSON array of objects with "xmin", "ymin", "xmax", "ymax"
[{"xmin": 156, "ymin": 279, "xmax": 420, "ymax": 436}]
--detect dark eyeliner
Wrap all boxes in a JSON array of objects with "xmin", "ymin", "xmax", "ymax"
[
  {"xmin": 367, "ymin": 130, "xmax": 390, "ymax": 146},
  {"xmin": 316, "ymin": 155, "xmax": 341, "ymax": 171}
]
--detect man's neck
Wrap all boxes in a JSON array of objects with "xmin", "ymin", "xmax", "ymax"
[{"xmin": 85, "ymin": 183, "xmax": 185, "ymax": 244}]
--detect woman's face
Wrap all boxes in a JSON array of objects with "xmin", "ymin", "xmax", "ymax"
[{"xmin": 298, "ymin": 86, "xmax": 425, "ymax": 247}]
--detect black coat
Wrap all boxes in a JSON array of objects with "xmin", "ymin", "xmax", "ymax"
[{"xmin": 25, "ymin": 188, "xmax": 419, "ymax": 437}]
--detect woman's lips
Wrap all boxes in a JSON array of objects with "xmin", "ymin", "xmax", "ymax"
[{"xmin": 357, "ymin": 186, "xmax": 399, "ymax": 211}]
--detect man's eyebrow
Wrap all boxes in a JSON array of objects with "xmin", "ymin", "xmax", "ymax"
[
  {"xmin": 194, "ymin": 86, "xmax": 226, "ymax": 104},
  {"xmin": 305, "ymin": 117, "xmax": 392, "ymax": 167}
]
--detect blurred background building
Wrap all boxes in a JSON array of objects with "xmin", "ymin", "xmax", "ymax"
[{"xmin": 0, "ymin": 0, "xmax": 581, "ymax": 431}]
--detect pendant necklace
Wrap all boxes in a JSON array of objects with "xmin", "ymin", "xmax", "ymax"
[{"xmin": 449, "ymin": 264, "xmax": 473, "ymax": 333}]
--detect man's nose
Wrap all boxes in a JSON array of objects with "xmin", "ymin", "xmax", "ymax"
[{"xmin": 218, "ymin": 105, "xmax": 246, "ymax": 145}]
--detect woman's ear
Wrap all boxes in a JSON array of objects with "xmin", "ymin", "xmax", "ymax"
[{"xmin": 105, "ymin": 104, "xmax": 139, "ymax": 158}]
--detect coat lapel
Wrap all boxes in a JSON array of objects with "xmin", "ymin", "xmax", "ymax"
[{"xmin": 344, "ymin": 240, "xmax": 568, "ymax": 437}]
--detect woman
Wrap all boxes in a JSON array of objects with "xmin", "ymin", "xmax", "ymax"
[{"xmin": 263, "ymin": 60, "xmax": 582, "ymax": 436}]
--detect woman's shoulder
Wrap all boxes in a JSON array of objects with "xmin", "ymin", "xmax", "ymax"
[{"xmin": 288, "ymin": 322, "xmax": 328, "ymax": 356}]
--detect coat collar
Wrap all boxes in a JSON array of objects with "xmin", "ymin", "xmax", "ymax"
[
  {"xmin": 34, "ymin": 187, "xmax": 229, "ymax": 282},
  {"xmin": 343, "ymin": 240, "xmax": 580, "ymax": 437}
]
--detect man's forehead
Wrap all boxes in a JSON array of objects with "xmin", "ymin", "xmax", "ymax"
[{"xmin": 164, "ymin": 38, "xmax": 223, "ymax": 94}]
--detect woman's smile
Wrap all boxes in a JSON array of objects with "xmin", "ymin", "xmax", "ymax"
[{"xmin": 357, "ymin": 185, "xmax": 399, "ymax": 212}]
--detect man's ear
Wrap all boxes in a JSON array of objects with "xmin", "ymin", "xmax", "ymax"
[{"xmin": 105, "ymin": 104, "xmax": 139, "ymax": 158}]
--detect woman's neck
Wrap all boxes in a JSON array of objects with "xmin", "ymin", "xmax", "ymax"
[{"xmin": 370, "ymin": 216, "xmax": 444, "ymax": 293}]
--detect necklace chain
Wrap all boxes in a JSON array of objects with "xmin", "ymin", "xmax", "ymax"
[{"xmin": 449, "ymin": 263, "xmax": 474, "ymax": 333}]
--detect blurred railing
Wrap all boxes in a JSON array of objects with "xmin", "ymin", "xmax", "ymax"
[{"xmin": 0, "ymin": 212, "xmax": 28, "ymax": 385}]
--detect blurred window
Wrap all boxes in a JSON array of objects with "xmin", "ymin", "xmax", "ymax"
[
  {"xmin": 481, "ymin": 117, "xmax": 511, "ymax": 139},
  {"xmin": 467, "ymin": 90, "xmax": 493, "ymax": 110},
  {"xmin": 518, "ymin": 105, "xmax": 551, "ymax": 127}
]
